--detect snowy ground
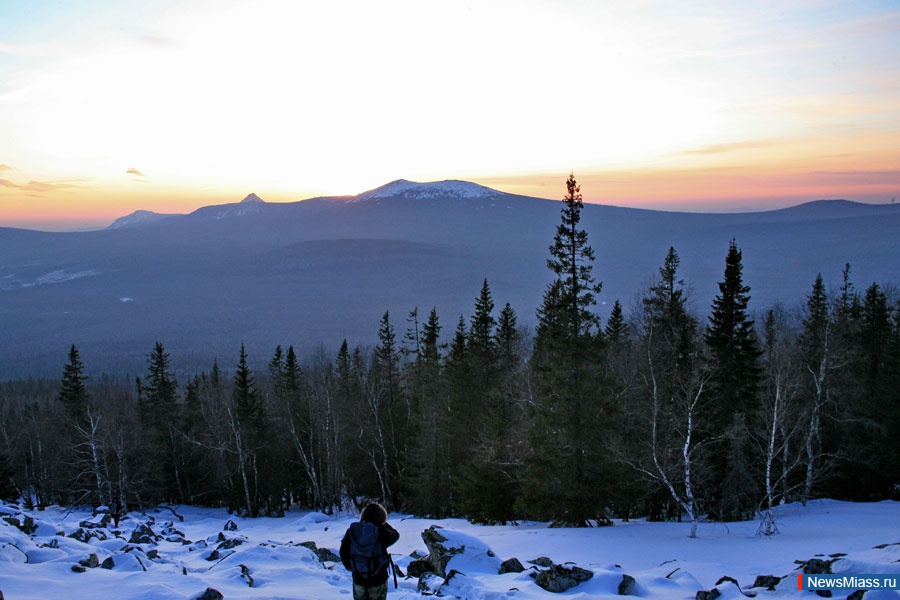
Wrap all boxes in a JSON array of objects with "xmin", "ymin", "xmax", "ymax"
[{"xmin": 1, "ymin": 499, "xmax": 898, "ymax": 599}]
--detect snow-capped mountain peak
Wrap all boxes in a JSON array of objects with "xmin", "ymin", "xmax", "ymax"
[
  {"xmin": 354, "ymin": 179, "xmax": 504, "ymax": 202},
  {"xmin": 106, "ymin": 210, "xmax": 176, "ymax": 230}
]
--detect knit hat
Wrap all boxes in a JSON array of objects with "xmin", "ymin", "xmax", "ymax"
[{"xmin": 360, "ymin": 503, "xmax": 387, "ymax": 525}]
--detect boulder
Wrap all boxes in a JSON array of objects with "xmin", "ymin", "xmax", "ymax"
[
  {"xmin": 79, "ymin": 553, "xmax": 100, "ymax": 569},
  {"xmin": 752, "ymin": 574, "xmax": 782, "ymax": 590},
  {"xmin": 533, "ymin": 563, "xmax": 594, "ymax": 593},
  {"xmin": 618, "ymin": 573, "xmax": 637, "ymax": 595},
  {"xmin": 499, "ymin": 557, "xmax": 525, "ymax": 574},
  {"xmin": 129, "ymin": 523, "xmax": 158, "ymax": 545},
  {"xmin": 696, "ymin": 589, "xmax": 720, "ymax": 600},
  {"xmin": 528, "ymin": 556, "xmax": 554, "ymax": 567},
  {"xmin": 407, "ymin": 558, "xmax": 435, "ymax": 577},
  {"xmin": 193, "ymin": 588, "xmax": 224, "ymax": 600},
  {"xmin": 420, "ymin": 525, "xmax": 500, "ymax": 577},
  {"xmin": 224, "ymin": 519, "xmax": 238, "ymax": 531}
]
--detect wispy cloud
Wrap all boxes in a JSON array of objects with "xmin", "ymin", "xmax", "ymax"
[
  {"xmin": 126, "ymin": 167, "xmax": 145, "ymax": 177},
  {"xmin": 0, "ymin": 163, "xmax": 11, "ymax": 174},
  {"xmin": 0, "ymin": 178, "xmax": 80, "ymax": 193},
  {"xmin": 679, "ymin": 139, "xmax": 783, "ymax": 156}
]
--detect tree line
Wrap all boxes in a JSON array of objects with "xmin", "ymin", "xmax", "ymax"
[{"xmin": 1, "ymin": 175, "xmax": 898, "ymax": 533}]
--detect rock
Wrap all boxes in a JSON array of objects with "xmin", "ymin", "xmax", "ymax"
[
  {"xmin": 529, "ymin": 556, "xmax": 554, "ymax": 567},
  {"xmin": 240, "ymin": 563, "xmax": 254, "ymax": 587},
  {"xmin": 79, "ymin": 553, "xmax": 100, "ymax": 568},
  {"xmin": 417, "ymin": 572, "xmax": 443, "ymax": 594},
  {"xmin": 696, "ymin": 589, "xmax": 720, "ymax": 600},
  {"xmin": 420, "ymin": 525, "xmax": 499, "ymax": 577},
  {"xmin": 407, "ymin": 558, "xmax": 435, "ymax": 577},
  {"xmin": 752, "ymin": 574, "xmax": 782, "ymax": 590},
  {"xmin": 846, "ymin": 591, "xmax": 866, "ymax": 600},
  {"xmin": 101, "ymin": 557, "xmax": 115, "ymax": 569},
  {"xmin": 129, "ymin": 523, "xmax": 158, "ymax": 545},
  {"xmin": 618, "ymin": 573, "xmax": 637, "ymax": 595},
  {"xmin": 421, "ymin": 526, "xmax": 454, "ymax": 576},
  {"xmin": 193, "ymin": 588, "xmax": 224, "ymax": 600},
  {"xmin": 298, "ymin": 540, "xmax": 338, "ymax": 562},
  {"xmin": 499, "ymin": 557, "xmax": 525, "ymax": 574},
  {"xmin": 71, "ymin": 564, "xmax": 86, "ymax": 573},
  {"xmin": 802, "ymin": 558, "xmax": 834, "ymax": 574},
  {"xmin": 533, "ymin": 563, "xmax": 594, "ymax": 593},
  {"xmin": 224, "ymin": 519, "xmax": 238, "ymax": 531},
  {"xmin": 715, "ymin": 575, "xmax": 740, "ymax": 587},
  {"xmin": 316, "ymin": 547, "xmax": 341, "ymax": 563},
  {"xmin": 216, "ymin": 536, "xmax": 244, "ymax": 550}
]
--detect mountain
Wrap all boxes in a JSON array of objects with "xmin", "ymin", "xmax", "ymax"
[{"xmin": 2, "ymin": 180, "xmax": 899, "ymax": 378}]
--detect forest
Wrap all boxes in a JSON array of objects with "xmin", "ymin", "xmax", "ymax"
[{"xmin": 1, "ymin": 176, "xmax": 898, "ymax": 535}]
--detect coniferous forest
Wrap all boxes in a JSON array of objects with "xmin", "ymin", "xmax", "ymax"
[{"xmin": 1, "ymin": 175, "xmax": 898, "ymax": 532}]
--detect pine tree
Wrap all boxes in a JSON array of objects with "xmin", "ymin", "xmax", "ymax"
[{"xmin": 522, "ymin": 173, "xmax": 616, "ymax": 525}]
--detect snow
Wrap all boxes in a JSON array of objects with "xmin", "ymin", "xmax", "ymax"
[
  {"xmin": 1, "ymin": 500, "xmax": 897, "ymax": 599},
  {"xmin": 355, "ymin": 179, "xmax": 504, "ymax": 202}
]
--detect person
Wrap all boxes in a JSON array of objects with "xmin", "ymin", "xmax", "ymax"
[
  {"xmin": 340, "ymin": 503, "xmax": 400, "ymax": 600},
  {"xmin": 111, "ymin": 499, "xmax": 122, "ymax": 528}
]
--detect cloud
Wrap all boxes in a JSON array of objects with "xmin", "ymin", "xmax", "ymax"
[
  {"xmin": 0, "ymin": 163, "xmax": 11, "ymax": 173},
  {"xmin": 0, "ymin": 178, "xmax": 80, "ymax": 193},
  {"xmin": 679, "ymin": 139, "xmax": 783, "ymax": 156},
  {"xmin": 126, "ymin": 168, "xmax": 145, "ymax": 177}
]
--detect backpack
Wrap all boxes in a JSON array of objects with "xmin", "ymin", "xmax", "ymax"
[{"xmin": 347, "ymin": 521, "xmax": 388, "ymax": 580}]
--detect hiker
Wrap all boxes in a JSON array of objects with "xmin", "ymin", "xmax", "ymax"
[
  {"xmin": 111, "ymin": 500, "xmax": 122, "ymax": 528},
  {"xmin": 340, "ymin": 503, "xmax": 400, "ymax": 600}
]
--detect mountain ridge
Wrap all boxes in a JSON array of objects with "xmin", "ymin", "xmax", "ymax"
[
  {"xmin": 1, "ymin": 179, "xmax": 898, "ymax": 378},
  {"xmin": 97, "ymin": 180, "xmax": 900, "ymax": 232}
]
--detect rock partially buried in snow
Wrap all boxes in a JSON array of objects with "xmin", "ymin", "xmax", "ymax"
[
  {"xmin": 421, "ymin": 525, "xmax": 501, "ymax": 577},
  {"xmin": 192, "ymin": 588, "xmax": 223, "ymax": 600},
  {"xmin": 532, "ymin": 563, "xmax": 594, "ymax": 593},
  {"xmin": 499, "ymin": 557, "xmax": 525, "ymax": 574}
]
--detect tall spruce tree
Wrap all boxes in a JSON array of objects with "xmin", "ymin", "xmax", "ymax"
[
  {"xmin": 59, "ymin": 344, "xmax": 89, "ymax": 425},
  {"xmin": 404, "ymin": 307, "xmax": 454, "ymax": 516},
  {"xmin": 521, "ymin": 173, "xmax": 616, "ymax": 525},
  {"xmin": 138, "ymin": 341, "xmax": 181, "ymax": 502},
  {"xmin": 704, "ymin": 240, "xmax": 762, "ymax": 520}
]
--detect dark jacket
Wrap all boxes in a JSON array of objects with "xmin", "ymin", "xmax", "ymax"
[{"xmin": 340, "ymin": 521, "xmax": 400, "ymax": 586}]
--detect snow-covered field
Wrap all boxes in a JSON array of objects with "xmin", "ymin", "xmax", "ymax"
[{"xmin": 2, "ymin": 500, "xmax": 898, "ymax": 599}]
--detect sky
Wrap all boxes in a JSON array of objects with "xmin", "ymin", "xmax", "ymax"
[{"xmin": 1, "ymin": 0, "xmax": 899, "ymax": 230}]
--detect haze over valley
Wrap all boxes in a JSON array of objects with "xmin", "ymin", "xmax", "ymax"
[{"xmin": 2, "ymin": 179, "xmax": 898, "ymax": 378}]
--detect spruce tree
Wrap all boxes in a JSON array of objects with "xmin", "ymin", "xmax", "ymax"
[
  {"xmin": 59, "ymin": 344, "xmax": 89, "ymax": 425},
  {"xmin": 404, "ymin": 307, "xmax": 454, "ymax": 516},
  {"xmin": 631, "ymin": 247, "xmax": 706, "ymax": 535},
  {"xmin": 138, "ymin": 341, "xmax": 181, "ymax": 502},
  {"xmin": 522, "ymin": 173, "xmax": 616, "ymax": 525},
  {"xmin": 704, "ymin": 240, "xmax": 762, "ymax": 520}
]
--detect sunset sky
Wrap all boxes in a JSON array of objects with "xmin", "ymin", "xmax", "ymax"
[{"xmin": 2, "ymin": 0, "xmax": 899, "ymax": 230}]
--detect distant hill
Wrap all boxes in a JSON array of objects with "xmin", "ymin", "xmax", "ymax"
[{"xmin": 1, "ymin": 180, "xmax": 898, "ymax": 378}]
